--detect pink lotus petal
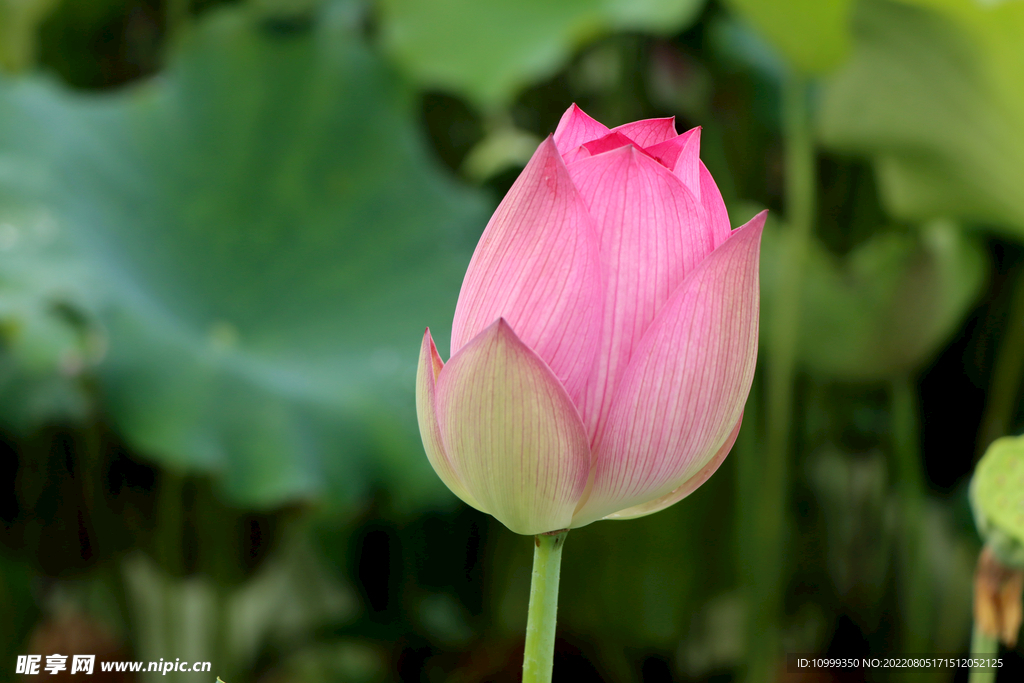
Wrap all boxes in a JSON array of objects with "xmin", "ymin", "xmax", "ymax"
[
  {"xmin": 416, "ymin": 329, "xmax": 485, "ymax": 512},
  {"xmin": 553, "ymin": 104, "xmax": 609, "ymax": 163},
  {"xmin": 611, "ymin": 117, "xmax": 678, "ymax": 148},
  {"xmin": 566, "ymin": 144, "xmax": 713, "ymax": 436},
  {"xmin": 598, "ymin": 414, "xmax": 742, "ymax": 521},
  {"xmin": 451, "ymin": 136, "xmax": 603, "ymax": 403},
  {"xmin": 583, "ymin": 131, "xmax": 657, "ymax": 159},
  {"xmin": 641, "ymin": 134, "xmax": 684, "ymax": 171},
  {"xmin": 571, "ymin": 212, "xmax": 765, "ymax": 526},
  {"xmin": 435, "ymin": 320, "xmax": 592, "ymax": 535},
  {"xmin": 645, "ymin": 127, "xmax": 701, "ymax": 197},
  {"xmin": 700, "ymin": 160, "xmax": 733, "ymax": 248},
  {"xmin": 657, "ymin": 129, "xmax": 708, "ymax": 238}
]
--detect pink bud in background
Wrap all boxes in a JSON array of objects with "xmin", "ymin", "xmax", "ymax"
[{"xmin": 417, "ymin": 104, "xmax": 765, "ymax": 535}]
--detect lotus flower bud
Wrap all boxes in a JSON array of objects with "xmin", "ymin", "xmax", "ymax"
[
  {"xmin": 417, "ymin": 104, "xmax": 765, "ymax": 535},
  {"xmin": 970, "ymin": 435, "xmax": 1024, "ymax": 646}
]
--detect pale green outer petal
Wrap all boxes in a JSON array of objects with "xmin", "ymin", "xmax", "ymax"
[
  {"xmin": 416, "ymin": 328, "xmax": 485, "ymax": 511},
  {"xmin": 600, "ymin": 414, "xmax": 742, "ymax": 520},
  {"xmin": 434, "ymin": 319, "xmax": 591, "ymax": 535}
]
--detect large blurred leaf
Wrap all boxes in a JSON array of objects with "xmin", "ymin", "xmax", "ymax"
[
  {"xmin": 819, "ymin": 0, "xmax": 1024, "ymax": 236},
  {"xmin": 0, "ymin": 186, "xmax": 99, "ymax": 428},
  {"xmin": 761, "ymin": 219, "xmax": 985, "ymax": 380},
  {"xmin": 721, "ymin": 0, "xmax": 852, "ymax": 74},
  {"xmin": 376, "ymin": 0, "xmax": 704, "ymax": 109},
  {"xmin": 0, "ymin": 5, "xmax": 488, "ymax": 507}
]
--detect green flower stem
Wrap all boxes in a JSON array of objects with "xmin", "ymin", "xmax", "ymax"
[
  {"xmin": 968, "ymin": 624, "xmax": 998, "ymax": 683},
  {"xmin": 978, "ymin": 266, "xmax": 1024, "ymax": 455},
  {"xmin": 522, "ymin": 530, "xmax": 568, "ymax": 683},
  {"xmin": 890, "ymin": 376, "xmax": 934, "ymax": 680},
  {"xmin": 745, "ymin": 73, "xmax": 815, "ymax": 683}
]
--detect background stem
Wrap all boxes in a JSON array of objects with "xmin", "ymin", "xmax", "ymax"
[
  {"xmin": 977, "ymin": 265, "xmax": 1024, "ymax": 456},
  {"xmin": 890, "ymin": 376, "xmax": 935, "ymax": 681},
  {"xmin": 156, "ymin": 470, "xmax": 184, "ymax": 676},
  {"xmin": 522, "ymin": 531, "xmax": 568, "ymax": 683},
  {"xmin": 166, "ymin": 0, "xmax": 192, "ymax": 43},
  {"xmin": 744, "ymin": 72, "xmax": 815, "ymax": 683},
  {"xmin": 968, "ymin": 624, "xmax": 998, "ymax": 683}
]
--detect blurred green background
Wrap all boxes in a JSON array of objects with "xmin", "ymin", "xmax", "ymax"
[{"xmin": 1, "ymin": 0, "xmax": 1022, "ymax": 681}]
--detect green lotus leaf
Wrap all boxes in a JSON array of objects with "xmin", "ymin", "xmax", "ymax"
[
  {"xmin": 0, "ymin": 5, "xmax": 488, "ymax": 507},
  {"xmin": 820, "ymin": 0, "xmax": 1024, "ymax": 237},
  {"xmin": 721, "ymin": 0, "xmax": 853, "ymax": 74},
  {"xmin": 376, "ymin": 0, "xmax": 704, "ymax": 109}
]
